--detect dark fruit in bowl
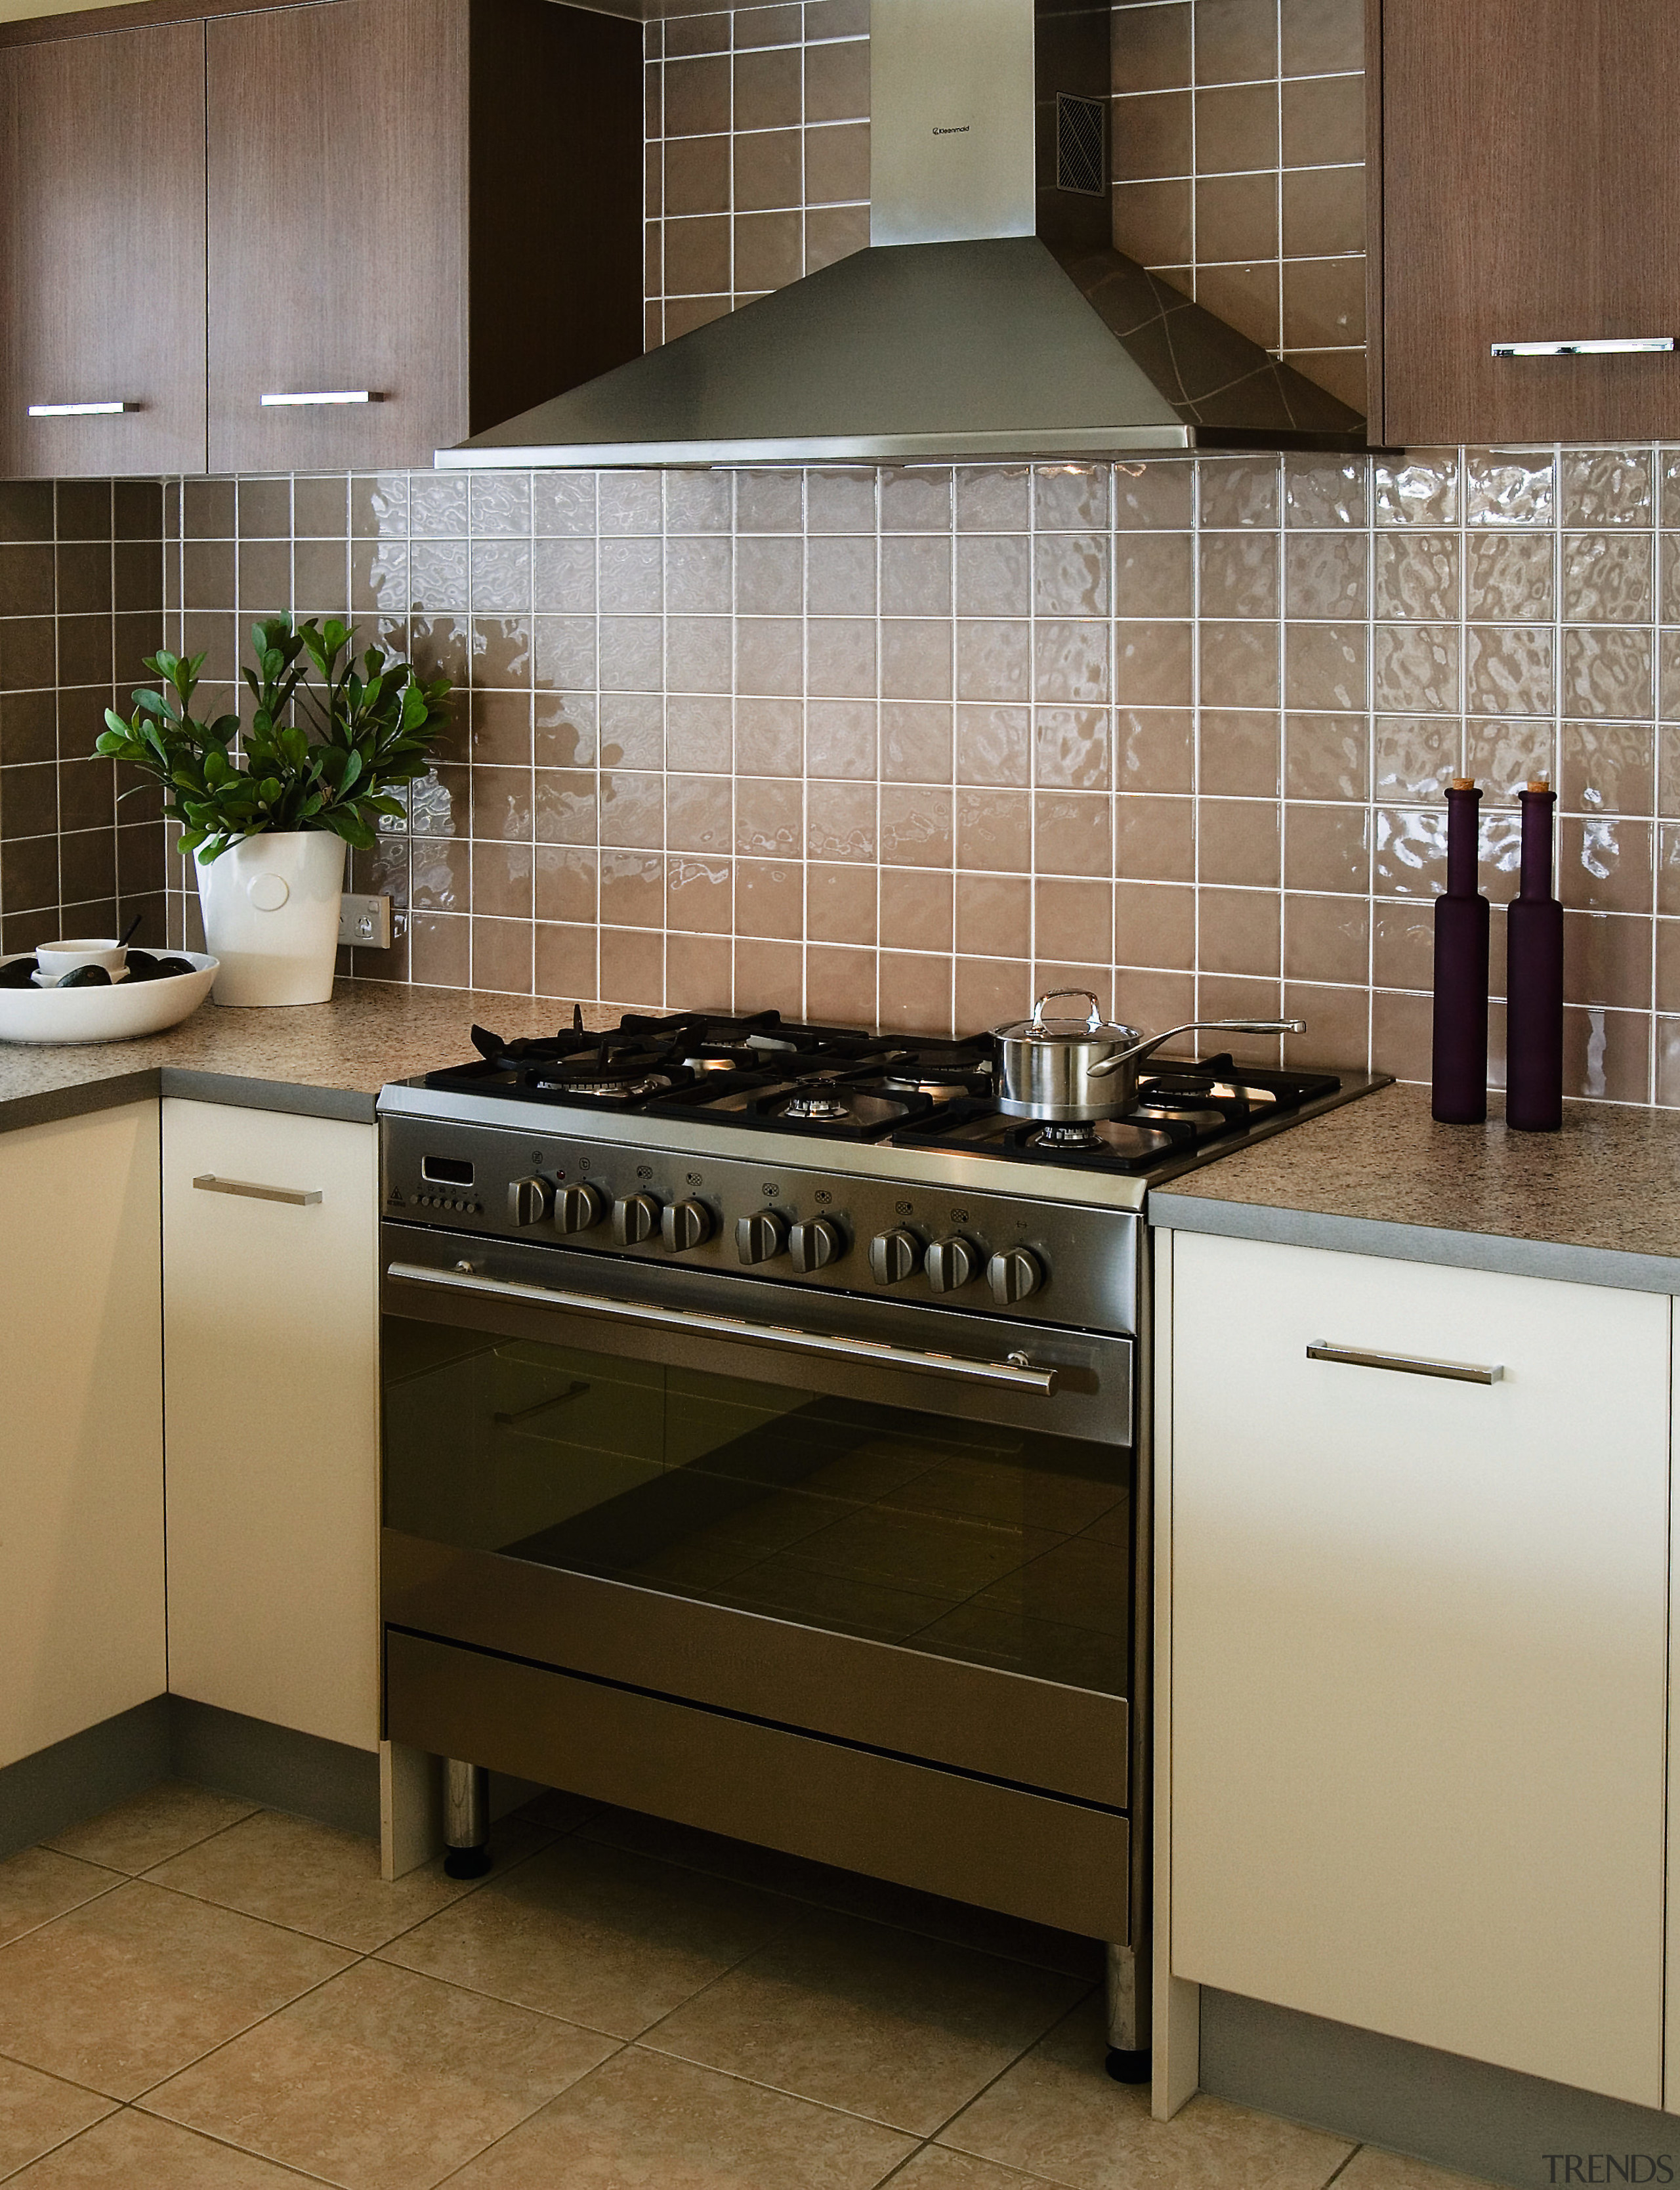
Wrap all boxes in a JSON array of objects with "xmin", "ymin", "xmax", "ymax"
[
  {"xmin": 59, "ymin": 964, "xmax": 112, "ymax": 986},
  {"xmin": 156, "ymin": 956, "xmax": 196, "ymax": 978},
  {"xmin": 0, "ymin": 956, "xmax": 39, "ymax": 987},
  {"xmin": 124, "ymin": 948, "xmax": 160, "ymax": 975}
]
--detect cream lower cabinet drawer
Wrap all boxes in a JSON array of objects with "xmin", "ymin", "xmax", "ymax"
[
  {"xmin": 1169, "ymin": 1231, "xmax": 1669, "ymax": 2108},
  {"xmin": 162, "ymin": 1099, "xmax": 379, "ymax": 1752}
]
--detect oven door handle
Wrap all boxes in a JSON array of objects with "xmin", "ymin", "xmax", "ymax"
[{"xmin": 385, "ymin": 1259, "xmax": 1062, "ymax": 1395}]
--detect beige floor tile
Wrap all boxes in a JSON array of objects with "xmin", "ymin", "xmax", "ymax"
[
  {"xmin": 145, "ymin": 1958, "xmax": 617, "ymax": 2190},
  {"xmin": 0, "ymin": 1850, "xmax": 125, "ymax": 1949},
  {"xmin": 378, "ymin": 1834, "xmax": 788, "ymax": 2038},
  {"xmin": 892, "ymin": 2150, "xmax": 1059, "ymax": 2190},
  {"xmin": 0, "ymin": 2057, "xmax": 116, "ymax": 2179},
  {"xmin": 4, "ymin": 2107, "xmax": 321, "ymax": 2185},
  {"xmin": 41, "ymin": 1782, "xmax": 259, "ymax": 1876},
  {"xmin": 644, "ymin": 1906, "xmax": 1087, "ymax": 2134},
  {"xmin": 443, "ymin": 2044, "xmax": 915, "ymax": 2190},
  {"xmin": 146, "ymin": 1809, "xmax": 493, "ymax": 1952},
  {"xmin": 579, "ymin": 1807, "xmax": 1103, "ymax": 1979},
  {"xmin": 940, "ymin": 1998, "xmax": 1354, "ymax": 2190},
  {"xmin": 0, "ymin": 1880, "xmax": 350, "ymax": 2101},
  {"xmin": 1337, "ymin": 2149, "xmax": 1496, "ymax": 2190}
]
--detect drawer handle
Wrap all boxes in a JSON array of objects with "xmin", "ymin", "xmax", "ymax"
[
  {"xmin": 1307, "ymin": 1341, "xmax": 1502, "ymax": 1385},
  {"xmin": 259, "ymin": 389, "xmax": 379, "ymax": 407},
  {"xmin": 28, "ymin": 400, "xmax": 135, "ymax": 416},
  {"xmin": 193, "ymin": 1173, "xmax": 322, "ymax": 1206},
  {"xmin": 1490, "ymin": 337, "xmax": 1673, "ymax": 358}
]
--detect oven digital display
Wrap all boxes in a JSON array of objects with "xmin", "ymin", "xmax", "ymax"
[{"xmin": 421, "ymin": 1156, "xmax": 476, "ymax": 1186}]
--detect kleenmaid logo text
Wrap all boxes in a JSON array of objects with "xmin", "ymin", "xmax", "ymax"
[{"xmin": 1543, "ymin": 2160, "xmax": 1675, "ymax": 2183}]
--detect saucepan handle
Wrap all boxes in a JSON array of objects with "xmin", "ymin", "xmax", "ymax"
[
  {"xmin": 1030, "ymin": 988, "xmax": 1105, "ymax": 1034},
  {"xmin": 1085, "ymin": 1017, "xmax": 1306, "ymax": 1078}
]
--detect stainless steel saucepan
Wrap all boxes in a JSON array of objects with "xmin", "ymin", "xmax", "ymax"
[{"xmin": 992, "ymin": 990, "xmax": 1306, "ymax": 1121}]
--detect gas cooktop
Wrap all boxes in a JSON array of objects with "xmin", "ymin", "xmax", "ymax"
[{"xmin": 414, "ymin": 1007, "xmax": 1377, "ymax": 1183}]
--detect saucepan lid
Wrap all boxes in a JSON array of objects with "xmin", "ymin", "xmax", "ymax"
[{"xmin": 993, "ymin": 989, "xmax": 1140, "ymax": 1046}]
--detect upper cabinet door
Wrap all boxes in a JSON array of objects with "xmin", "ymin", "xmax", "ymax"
[
  {"xmin": 1379, "ymin": 0, "xmax": 1680, "ymax": 444},
  {"xmin": 207, "ymin": 0, "xmax": 469, "ymax": 473},
  {"xmin": 0, "ymin": 21, "xmax": 208, "ymax": 478}
]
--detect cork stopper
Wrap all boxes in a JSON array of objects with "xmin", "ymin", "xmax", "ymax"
[
  {"xmin": 1449, "ymin": 777, "xmax": 1476, "ymax": 791},
  {"xmin": 1526, "ymin": 778, "xmax": 1551, "ymax": 793}
]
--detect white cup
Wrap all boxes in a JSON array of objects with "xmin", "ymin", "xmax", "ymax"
[{"xmin": 34, "ymin": 937, "xmax": 128, "ymax": 986}]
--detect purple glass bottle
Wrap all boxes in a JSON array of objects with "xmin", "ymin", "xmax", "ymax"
[
  {"xmin": 1431, "ymin": 778, "xmax": 1489, "ymax": 1124},
  {"xmin": 1505, "ymin": 779, "xmax": 1563, "ymax": 1131}
]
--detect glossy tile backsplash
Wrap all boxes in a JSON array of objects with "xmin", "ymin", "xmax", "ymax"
[{"xmin": 136, "ymin": 445, "xmax": 1680, "ymax": 1106}]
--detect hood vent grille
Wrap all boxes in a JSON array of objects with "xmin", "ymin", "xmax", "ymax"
[{"xmin": 1056, "ymin": 93, "xmax": 1106, "ymax": 198}]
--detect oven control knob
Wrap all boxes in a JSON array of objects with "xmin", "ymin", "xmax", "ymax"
[
  {"xmin": 736, "ymin": 1210, "xmax": 788, "ymax": 1264},
  {"xmin": 662, "ymin": 1198, "xmax": 715, "ymax": 1253},
  {"xmin": 788, "ymin": 1217, "xmax": 843, "ymax": 1273},
  {"xmin": 869, "ymin": 1228, "xmax": 921, "ymax": 1286},
  {"xmin": 612, "ymin": 1191, "xmax": 662, "ymax": 1246},
  {"xmin": 988, "ymin": 1245, "xmax": 1045, "ymax": 1305},
  {"xmin": 925, "ymin": 1236, "xmax": 980, "ymax": 1293},
  {"xmin": 554, "ymin": 1181, "xmax": 608, "ymax": 1235},
  {"xmin": 507, "ymin": 1175, "xmax": 554, "ymax": 1227}
]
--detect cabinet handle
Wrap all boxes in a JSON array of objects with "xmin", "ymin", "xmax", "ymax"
[
  {"xmin": 1490, "ymin": 338, "xmax": 1673, "ymax": 358},
  {"xmin": 193, "ymin": 1173, "xmax": 322, "ymax": 1206},
  {"xmin": 28, "ymin": 400, "xmax": 135, "ymax": 417},
  {"xmin": 1307, "ymin": 1341, "xmax": 1502, "ymax": 1385},
  {"xmin": 259, "ymin": 390, "xmax": 379, "ymax": 407}
]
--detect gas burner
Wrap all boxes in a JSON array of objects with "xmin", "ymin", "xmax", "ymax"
[
  {"xmin": 782, "ymin": 1080, "xmax": 853, "ymax": 1122},
  {"xmin": 1029, "ymin": 1122, "xmax": 1104, "ymax": 1150},
  {"xmin": 558, "ymin": 1074, "xmax": 675, "ymax": 1101}
]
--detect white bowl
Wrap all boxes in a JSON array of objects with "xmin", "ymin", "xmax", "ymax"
[
  {"xmin": 36, "ymin": 937, "xmax": 129, "ymax": 983},
  {"xmin": 0, "ymin": 952, "xmax": 219, "ymax": 1045}
]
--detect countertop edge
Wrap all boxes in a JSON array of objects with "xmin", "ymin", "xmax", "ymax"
[
  {"xmin": 0, "ymin": 1065, "xmax": 377, "ymax": 1133},
  {"xmin": 0, "ymin": 1070, "xmax": 164, "ymax": 1133},
  {"xmin": 1147, "ymin": 1191, "xmax": 1680, "ymax": 1297},
  {"xmin": 158, "ymin": 1068, "xmax": 379, "ymax": 1124}
]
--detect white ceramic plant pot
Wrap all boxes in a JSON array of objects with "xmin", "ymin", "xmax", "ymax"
[{"xmin": 196, "ymin": 831, "xmax": 346, "ymax": 1006}]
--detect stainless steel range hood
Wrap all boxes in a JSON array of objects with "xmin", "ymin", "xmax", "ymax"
[{"xmin": 437, "ymin": 0, "xmax": 1365, "ymax": 471}]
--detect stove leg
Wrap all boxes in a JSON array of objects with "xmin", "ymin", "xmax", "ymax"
[
  {"xmin": 1104, "ymin": 1942, "xmax": 1150, "ymax": 2083},
  {"xmin": 442, "ymin": 1758, "xmax": 491, "ymax": 1879}
]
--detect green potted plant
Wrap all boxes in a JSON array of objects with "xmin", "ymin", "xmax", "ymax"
[{"xmin": 99, "ymin": 616, "xmax": 451, "ymax": 1006}]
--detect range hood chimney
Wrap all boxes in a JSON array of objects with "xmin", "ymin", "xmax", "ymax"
[{"xmin": 437, "ymin": 0, "xmax": 1365, "ymax": 470}]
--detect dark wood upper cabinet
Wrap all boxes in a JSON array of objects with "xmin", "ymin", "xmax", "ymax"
[
  {"xmin": 1374, "ymin": 0, "xmax": 1680, "ymax": 445},
  {"xmin": 205, "ymin": 0, "xmax": 642, "ymax": 474},
  {"xmin": 0, "ymin": 20, "xmax": 208, "ymax": 478}
]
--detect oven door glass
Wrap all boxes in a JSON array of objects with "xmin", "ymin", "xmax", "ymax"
[{"xmin": 385, "ymin": 1315, "xmax": 1130, "ymax": 1698}]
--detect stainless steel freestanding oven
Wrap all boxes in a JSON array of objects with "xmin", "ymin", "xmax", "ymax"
[{"xmin": 378, "ymin": 1007, "xmax": 1378, "ymax": 2080}]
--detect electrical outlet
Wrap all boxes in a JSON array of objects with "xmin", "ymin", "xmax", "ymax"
[{"xmin": 339, "ymin": 893, "xmax": 393, "ymax": 950}]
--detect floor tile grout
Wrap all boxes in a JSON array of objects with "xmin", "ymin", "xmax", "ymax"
[
  {"xmin": 6, "ymin": 1785, "xmax": 1456, "ymax": 2190},
  {"xmin": 123, "ymin": 2099, "xmax": 345, "ymax": 2185}
]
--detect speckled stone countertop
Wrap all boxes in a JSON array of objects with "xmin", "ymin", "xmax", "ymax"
[
  {"xmin": 0, "ymin": 980, "xmax": 570, "ymax": 1131},
  {"xmin": 1151, "ymin": 1080, "xmax": 1680, "ymax": 1294}
]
